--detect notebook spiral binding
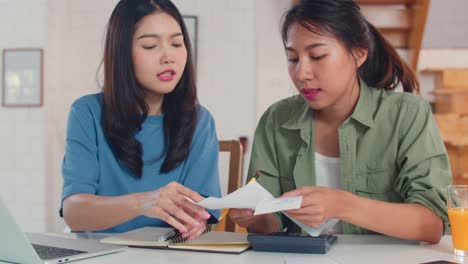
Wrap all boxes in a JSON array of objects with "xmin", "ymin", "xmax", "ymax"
[{"xmin": 168, "ymin": 225, "xmax": 212, "ymax": 244}]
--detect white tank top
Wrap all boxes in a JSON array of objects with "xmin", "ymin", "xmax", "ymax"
[{"xmin": 315, "ymin": 152, "xmax": 342, "ymax": 234}]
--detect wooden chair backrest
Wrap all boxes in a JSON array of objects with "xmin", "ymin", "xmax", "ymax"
[{"xmin": 217, "ymin": 140, "xmax": 243, "ymax": 232}]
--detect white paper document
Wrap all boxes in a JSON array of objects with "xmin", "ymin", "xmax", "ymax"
[
  {"xmin": 198, "ymin": 181, "xmax": 274, "ymax": 210},
  {"xmin": 254, "ymin": 197, "xmax": 302, "ymax": 215},
  {"xmin": 197, "ymin": 181, "xmax": 301, "ymax": 215},
  {"xmin": 198, "ymin": 181, "xmax": 340, "ymax": 237}
]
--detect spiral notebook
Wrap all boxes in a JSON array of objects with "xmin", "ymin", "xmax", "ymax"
[{"xmin": 100, "ymin": 227, "xmax": 250, "ymax": 254}]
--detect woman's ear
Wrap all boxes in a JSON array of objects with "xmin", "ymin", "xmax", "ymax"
[{"xmin": 353, "ymin": 48, "xmax": 368, "ymax": 68}]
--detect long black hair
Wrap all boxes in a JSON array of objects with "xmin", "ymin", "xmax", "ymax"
[
  {"xmin": 282, "ymin": 0, "xmax": 419, "ymax": 93},
  {"xmin": 102, "ymin": 0, "xmax": 198, "ymax": 177}
]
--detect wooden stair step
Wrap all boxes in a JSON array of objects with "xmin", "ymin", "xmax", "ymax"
[
  {"xmin": 360, "ymin": 7, "xmax": 411, "ymax": 48},
  {"xmin": 381, "ymin": 31, "xmax": 409, "ymax": 48},
  {"xmin": 361, "ymin": 7, "xmax": 411, "ymax": 30}
]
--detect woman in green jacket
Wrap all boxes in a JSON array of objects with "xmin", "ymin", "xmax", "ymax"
[{"xmin": 229, "ymin": 0, "xmax": 450, "ymax": 244}]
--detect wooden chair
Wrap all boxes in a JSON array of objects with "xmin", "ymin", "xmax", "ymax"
[{"xmin": 216, "ymin": 140, "xmax": 244, "ymax": 232}]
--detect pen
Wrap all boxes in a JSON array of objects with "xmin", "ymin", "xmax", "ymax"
[
  {"xmin": 247, "ymin": 170, "xmax": 262, "ymax": 184},
  {"xmin": 219, "ymin": 171, "xmax": 262, "ymax": 221}
]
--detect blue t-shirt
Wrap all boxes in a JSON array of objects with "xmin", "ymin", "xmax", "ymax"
[{"xmin": 61, "ymin": 93, "xmax": 221, "ymax": 233}]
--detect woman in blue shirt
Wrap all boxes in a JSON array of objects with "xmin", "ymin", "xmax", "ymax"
[{"xmin": 61, "ymin": 0, "xmax": 221, "ymax": 240}]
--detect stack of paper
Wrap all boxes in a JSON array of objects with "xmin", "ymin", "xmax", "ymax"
[
  {"xmin": 197, "ymin": 181, "xmax": 339, "ymax": 236},
  {"xmin": 197, "ymin": 181, "xmax": 302, "ymax": 215}
]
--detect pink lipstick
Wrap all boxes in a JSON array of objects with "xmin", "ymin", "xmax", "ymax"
[
  {"xmin": 301, "ymin": 88, "xmax": 321, "ymax": 100},
  {"xmin": 157, "ymin": 69, "xmax": 176, "ymax": 81}
]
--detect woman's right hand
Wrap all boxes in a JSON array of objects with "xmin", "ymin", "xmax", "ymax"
[
  {"xmin": 228, "ymin": 209, "xmax": 257, "ymax": 227},
  {"xmin": 139, "ymin": 182, "xmax": 211, "ymax": 233},
  {"xmin": 229, "ymin": 209, "xmax": 281, "ymax": 233}
]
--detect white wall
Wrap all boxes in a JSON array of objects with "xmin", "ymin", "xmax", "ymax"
[
  {"xmin": 171, "ymin": 0, "xmax": 257, "ymax": 191},
  {"xmin": 43, "ymin": 0, "xmax": 119, "ymax": 232},
  {"xmin": 173, "ymin": 0, "xmax": 257, "ymax": 140},
  {"xmin": 0, "ymin": 0, "xmax": 47, "ymax": 232},
  {"xmin": 254, "ymin": 0, "xmax": 295, "ymax": 120},
  {"xmin": 423, "ymin": 0, "xmax": 468, "ymax": 49}
]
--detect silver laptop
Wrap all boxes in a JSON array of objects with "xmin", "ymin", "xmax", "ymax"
[{"xmin": 0, "ymin": 198, "xmax": 126, "ymax": 264}]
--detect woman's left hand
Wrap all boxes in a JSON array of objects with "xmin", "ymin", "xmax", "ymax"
[{"xmin": 281, "ymin": 186, "xmax": 344, "ymax": 228}]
